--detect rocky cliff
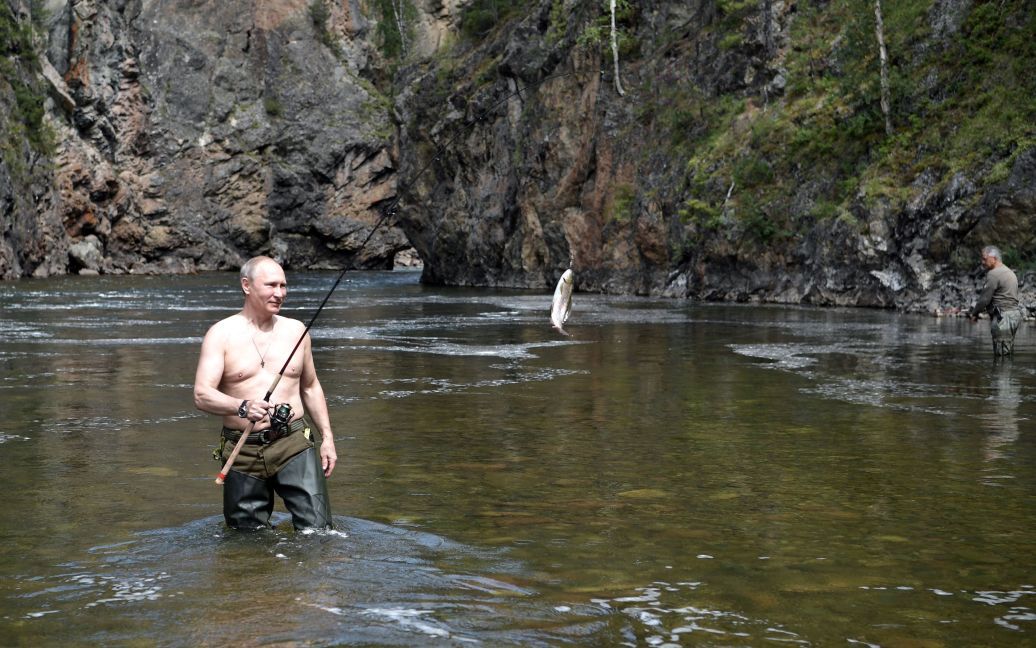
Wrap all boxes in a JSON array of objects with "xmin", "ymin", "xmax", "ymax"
[
  {"xmin": 392, "ymin": 0, "xmax": 1036, "ymax": 312},
  {"xmin": 2, "ymin": 0, "xmax": 1034, "ymax": 315},
  {"xmin": 2, "ymin": 0, "xmax": 409, "ymax": 277}
]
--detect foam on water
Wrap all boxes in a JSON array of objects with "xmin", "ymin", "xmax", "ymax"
[
  {"xmin": 3, "ymin": 300, "xmax": 232, "ymax": 312},
  {"xmin": 359, "ymin": 607, "xmax": 453, "ymax": 639},
  {"xmin": 730, "ymin": 326, "xmax": 1032, "ymax": 422},
  {"xmin": 13, "ymin": 337, "xmax": 200, "ymax": 346},
  {"xmin": 730, "ymin": 343, "xmax": 824, "ymax": 370},
  {"xmin": 33, "ymin": 411, "xmax": 205, "ymax": 437},
  {"xmin": 853, "ymin": 583, "xmax": 1036, "ymax": 633},
  {"xmin": 0, "ymin": 321, "xmax": 50, "ymax": 339},
  {"xmin": 803, "ymin": 377, "xmax": 953, "ymax": 415},
  {"xmin": 367, "ymin": 367, "xmax": 586, "ymax": 400},
  {"xmin": 590, "ymin": 581, "xmax": 799, "ymax": 645},
  {"xmin": 358, "ymin": 340, "xmax": 582, "ymax": 360}
]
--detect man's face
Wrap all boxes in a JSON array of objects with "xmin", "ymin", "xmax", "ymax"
[
  {"xmin": 242, "ymin": 261, "xmax": 287, "ymax": 313},
  {"xmin": 981, "ymin": 253, "xmax": 997, "ymax": 270}
]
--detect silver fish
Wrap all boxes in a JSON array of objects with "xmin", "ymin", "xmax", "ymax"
[{"xmin": 550, "ymin": 269, "xmax": 574, "ymax": 335}]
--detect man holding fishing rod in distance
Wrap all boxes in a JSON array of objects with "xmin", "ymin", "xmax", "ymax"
[
  {"xmin": 969, "ymin": 245, "xmax": 1024, "ymax": 358},
  {"xmin": 194, "ymin": 256, "xmax": 336, "ymax": 530}
]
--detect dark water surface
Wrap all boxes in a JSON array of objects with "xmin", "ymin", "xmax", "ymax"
[{"xmin": 1, "ymin": 270, "xmax": 1033, "ymax": 646}]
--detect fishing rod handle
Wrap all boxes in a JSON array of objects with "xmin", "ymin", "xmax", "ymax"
[
  {"xmin": 214, "ymin": 375, "xmax": 283, "ymax": 484},
  {"xmin": 215, "ymin": 419, "xmax": 256, "ymax": 484}
]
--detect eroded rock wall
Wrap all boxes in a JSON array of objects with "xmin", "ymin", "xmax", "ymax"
[
  {"xmin": 4, "ymin": 0, "xmax": 1034, "ymax": 316},
  {"xmin": 392, "ymin": 0, "xmax": 1036, "ymax": 312},
  {"xmin": 4, "ymin": 0, "xmax": 411, "ymax": 278}
]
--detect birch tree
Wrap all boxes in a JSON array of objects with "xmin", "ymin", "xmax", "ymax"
[
  {"xmin": 610, "ymin": 0, "xmax": 625, "ymax": 96},
  {"xmin": 874, "ymin": 0, "xmax": 893, "ymax": 135},
  {"xmin": 392, "ymin": 0, "xmax": 409, "ymax": 57}
]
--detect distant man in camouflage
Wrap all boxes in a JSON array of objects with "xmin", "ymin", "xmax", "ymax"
[{"xmin": 969, "ymin": 245, "xmax": 1024, "ymax": 357}]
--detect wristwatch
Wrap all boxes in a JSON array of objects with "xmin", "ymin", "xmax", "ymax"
[{"xmin": 237, "ymin": 400, "xmax": 249, "ymax": 418}]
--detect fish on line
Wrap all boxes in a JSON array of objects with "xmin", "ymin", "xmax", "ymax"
[{"xmin": 550, "ymin": 269, "xmax": 574, "ymax": 336}]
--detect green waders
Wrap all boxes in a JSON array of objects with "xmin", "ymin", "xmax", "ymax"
[
  {"xmin": 991, "ymin": 307, "xmax": 1024, "ymax": 357},
  {"xmin": 216, "ymin": 418, "xmax": 333, "ymax": 530}
]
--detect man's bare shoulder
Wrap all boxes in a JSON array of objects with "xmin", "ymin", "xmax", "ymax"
[
  {"xmin": 204, "ymin": 313, "xmax": 247, "ymax": 339},
  {"xmin": 275, "ymin": 315, "xmax": 306, "ymax": 335}
]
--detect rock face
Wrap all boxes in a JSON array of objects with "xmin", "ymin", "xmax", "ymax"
[
  {"xmin": 0, "ymin": 137, "xmax": 67, "ymax": 278},
  {"xmin": 391, "ymin": 0, "xmax": 1036, "ymax": 312},
  {"xmin": 2, "ymin": 0, "xmax": 1034, "ymax": 316},
  {"xmin": 0, "ymin": 0, "xmax": 69, "ymax": 278},
  {"xmin": 409, "ymin": 0, "xmax": 467, "ymax": 57},
  {"xmin": 1, "ymin": 0, "xmax": 409, "ymax": 278}
]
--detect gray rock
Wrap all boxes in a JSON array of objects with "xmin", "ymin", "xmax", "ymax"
[{"xmin": 68, "ymin": 234, "xmax": 104, "ymax": 271}]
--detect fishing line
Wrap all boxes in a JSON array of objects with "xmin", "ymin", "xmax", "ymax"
[{"xmin": 216, "ymin": 68, "xmax": 577, "ymax": 483}]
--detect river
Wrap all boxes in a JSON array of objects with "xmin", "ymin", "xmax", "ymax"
[{"xmin": 0, "ymin": 270, "xmax": 1033, "ymax": 646}]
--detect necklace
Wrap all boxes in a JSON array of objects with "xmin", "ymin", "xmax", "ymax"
[{"xmin": 250, "ymin": 322, "xmax": 275, "ymax": 368}]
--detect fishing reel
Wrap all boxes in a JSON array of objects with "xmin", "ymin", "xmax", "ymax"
[{"xmin": 269, "ymin": 403, "xmax": 294, "ymax": 433}]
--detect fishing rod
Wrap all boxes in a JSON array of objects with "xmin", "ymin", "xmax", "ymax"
[{"xmin": 215, "ymin": 67, "xmax": 577, "ymax": 484}]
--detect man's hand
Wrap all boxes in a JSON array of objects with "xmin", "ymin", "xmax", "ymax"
[
  {"xmin": 242, "ymin": 399, "xmax": 273, "ymax": 422},
  {"xmin": 320, "ymin": 437, "xmax": 337, "ymax": 477}
]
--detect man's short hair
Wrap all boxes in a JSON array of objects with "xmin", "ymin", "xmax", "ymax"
[
  {"xmin": 240, "ymin": 256, "xmax": 277, "ymax": 281},
  {"xmin": 981, "ymin": 245, "xmax": 1002, "ymax": 261}
]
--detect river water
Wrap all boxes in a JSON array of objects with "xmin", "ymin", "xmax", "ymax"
[{"xmin": 0, "ymin": 270, "xmax": 1033, "ymax": 646}]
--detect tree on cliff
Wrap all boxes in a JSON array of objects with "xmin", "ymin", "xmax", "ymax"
[
  {"xmin": 873, "ymin": 0, "xmax": 893, "ymax": 136},
  {"xmin": 610, "ymin": 0, "xmax": 625, "ymax": 96}
]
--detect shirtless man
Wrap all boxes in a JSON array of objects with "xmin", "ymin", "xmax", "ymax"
[{"xmin": 194, "ymin": 256, "xmax": 337, "ymax": 529}]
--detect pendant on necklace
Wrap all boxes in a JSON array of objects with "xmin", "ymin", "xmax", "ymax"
[{"xmin": 251, "ymin": 324, "xmax": 273, "ymax": 369}]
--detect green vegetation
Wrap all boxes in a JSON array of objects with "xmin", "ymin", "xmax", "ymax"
[
  {"xmin": 1003, "ymin": 247, "xmax": 1036, "ymax": 273},
  {"xmin": 0, "ymin": 0, "xmax": 55, "ymax": 177},
  {"xmin": 477, "ymin": 58, "xmax": 499, "ymax": 87},
  {"xmin": 608, "ymin": 183, "xmax": 636, "ymax": 221},
  {"xmin": 371, "ymin": 0, "xmax": 417, "ymax": 60},
  {"xmin": 546, "ymin": 0, "xmax": 567, "ymax": 44},
  {"xmin": 678, "ymin": 197, "xmax": 721, "ymax": 229},
  {"xmin": 308, "ymin": 0, "xmax": 338, "ymax": 53},
  {"xmin": 353, "ymin": 73, "xmax": 394, "ymax": 140},
  {"xmin": 263, "ymin": 96, "xmax": 283, "ymax": 117},
  {"xmin": 4, "ymin": 0, "xmax": 1032, "ymax": 269},
  {"xmin": 626, "ymin": 0, "xmax": 1036, "ymax": 247},
  {"xmin": 732, "ymin": 156, "xmax": 773, "ymax": 189},
  {"xmin": 459, "ymin": 0, "xmax": 522, "ymax": 40},
  {"xmin": 575, "ymin": 0, "xmax": 637, "ymax": 58}
]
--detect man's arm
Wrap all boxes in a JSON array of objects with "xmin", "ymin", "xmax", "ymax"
[
  {"xmin": 299, "ymin": 333, "xmax": 337, "ymax": 477},
  {"xmin": 194, "ymin": 324, "xmax": 236, "ymax": 416},
  {"xmin": 970, "ymin": 275, "xmax": 996, "ymax": 318}
]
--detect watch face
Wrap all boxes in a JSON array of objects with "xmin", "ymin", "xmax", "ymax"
[{"xmin": 238, "ymin": 401, "xmax": 248, "ymax": 417}]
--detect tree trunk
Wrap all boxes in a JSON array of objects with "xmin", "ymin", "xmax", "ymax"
[
  {"xmin": 610, "ymin": 0, "xmax": 625, "ymax": 96},
  {"xmin": 874, "ymin": 0, "xmax": 893, "ymax": 136},
  {"xmin": 762, "ymin": 0, "xmax": 773, "ymax": 57},
  {"xmin": 392, "ymin": 0, "xmax": 408, "ymax": 56}
]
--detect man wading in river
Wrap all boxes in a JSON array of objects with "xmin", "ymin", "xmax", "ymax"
[
  {"xmin": 969, "ymin": 245, "xmax": 1024, "ymax": 357},
  {"xmin": 194, "ymin": 256, "xmax": 336, "ymax": 529}
]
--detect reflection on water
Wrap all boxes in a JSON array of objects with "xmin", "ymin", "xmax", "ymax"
[
  {"xmin": 982, "ymin": 364, "xmax": 1022, "ymax": 463},
  {"xmin": 0, "ymin": 271, "xmax": 1034, "ymax": 645}
]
